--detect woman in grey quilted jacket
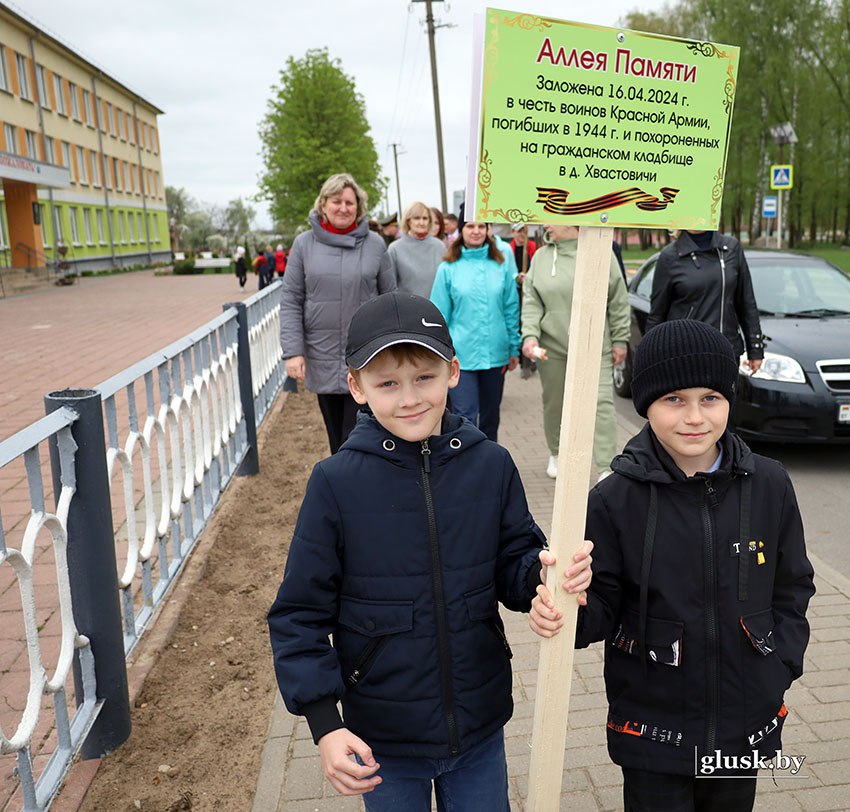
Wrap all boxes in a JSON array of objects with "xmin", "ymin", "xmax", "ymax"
[{"xmin": 280, "ymin": 174, "xmax": 395, "ymax": 453}]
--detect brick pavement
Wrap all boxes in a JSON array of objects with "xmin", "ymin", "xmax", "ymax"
[
  {"xmin": 256, "ymin": 370, "xmax": 850, "ymax": 812},
  {"xmin": 0, "ymin": 270, "xmax": 255, "ymax": 811}
]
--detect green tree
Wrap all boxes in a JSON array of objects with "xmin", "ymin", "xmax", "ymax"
[
  {"xmin": 166, "ymin": 186, "xmax": 194, "ymax": 226},
  {"xmin": 223, "ymin": 198, "xmax": 256, "ymax": 247},
  {"xmin": 259, "ymin": 49, "xmax": 385, "ymax": 231}
]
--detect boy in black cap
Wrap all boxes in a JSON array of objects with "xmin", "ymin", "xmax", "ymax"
[
  {"xmin": 530, "ymin": 320, "xmax": 814, "ymax": 812},
  {"xmin": 268, "ymin": 292, "xmax": 593, "ymax": 810}
]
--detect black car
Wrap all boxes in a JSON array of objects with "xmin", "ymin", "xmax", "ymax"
[{"xmin": 614, "ymin": 250, "xmax": 850, "ymax": 443}]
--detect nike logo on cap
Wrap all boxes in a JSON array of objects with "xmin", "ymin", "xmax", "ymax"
[{"xmin": 421, "ymin": 318, "xmax": 442, "ymax": 328}]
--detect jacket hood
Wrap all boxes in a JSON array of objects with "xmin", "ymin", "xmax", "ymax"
[
  {"xmin": 611, "ymin": 424, "xmax": 755, "ymax": 484},
  {"xmin": 339, "ymin": 409, "xmax": 488, "ymax": 466},
  {"xmin": 307, "ymin": 210, "xmax": 371, "ymax": 248}
]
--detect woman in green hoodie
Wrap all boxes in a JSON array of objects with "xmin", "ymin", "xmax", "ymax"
[{"xmin": 521, "ymin": 224, "xmax": 630, "ymax": 480}]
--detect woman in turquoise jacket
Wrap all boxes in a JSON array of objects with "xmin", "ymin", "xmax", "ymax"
[{"xmin": 430, "ymin": 215, "xmax": 520, "ymax": 442}]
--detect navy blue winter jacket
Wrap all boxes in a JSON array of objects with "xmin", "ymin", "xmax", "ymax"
[{"xmin": 268, "ymin": 410, "xmax": 546, "ymax": 758}]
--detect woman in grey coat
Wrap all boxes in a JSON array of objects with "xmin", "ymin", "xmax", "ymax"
[
  {"xmin": 280, "ymin": 173, "xmax": 395, "ymax": 453},
  {"xmin": 387, "ymin": 201, "xmax": 446, "ymax": 299}
]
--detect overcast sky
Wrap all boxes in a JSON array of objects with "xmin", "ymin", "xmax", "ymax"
[{"xmin": 13, "ymin": 0, "xmax": 666, "ymax": 228}]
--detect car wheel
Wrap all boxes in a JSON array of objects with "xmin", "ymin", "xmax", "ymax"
[{"xmin": 613, "ymin": 348, "xmax": 633, "ymax": 398}]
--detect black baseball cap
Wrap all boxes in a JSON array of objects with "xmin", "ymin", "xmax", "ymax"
[{"xmin": 345, "ymin": 293, "xmax": 454, "ymax": 370}]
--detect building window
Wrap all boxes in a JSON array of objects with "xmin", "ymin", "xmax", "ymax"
[
  {"xmin": 82, "ymin": 88, "xmax": 93, "ymax": 125},
  {"xmin": 53, "ymin": 206, "xmax": 65, "ymax": 244},
  {"xmin": 96, "ymin": 209, "xmax": 105, "ymax": 244},
  {"xmin": 137, "ymin": 211, "xmax": 144, "ymax": 240},
  {"xmin": 53, "ymin": 73, "xmax": 66, "ymax": 114},
  {"xmin": 83, "ymin": 208, "xmax": 93, "ymax": 244},
  {"xmin": 151, "ymin": 127, "xmax": 159, "ymax": 154},
  {"xmin": 39, "ymin": 204, "xmax": 51, "ymax": 247},
  {"xmin": 0, "ymin": 204, "xmax": 8, "ymax": 249},
  {"xmin": 90, "ymin": 150, "xmax": 100, "ymax": 186},
  {"xmin": 69, "ymin": 82, "xmax": 80, "ymax": 120},
  {"xmin": 36, "ymin": 64, "xmax": 49, "ymax": 108},
  {"xmin": 150, "ymin": 213, "xmax": 159, "ymax": 242},
  {"xmin": 102, "ymin": 154, "xmax": 110, "ymax": 188},
  {"xmin": 69, "ymin": 207, "xmax": 81, "ymax": 245},
  {"xmin": 16, "ymin": 54, "xmax": 31, "ymax": 100},
  {"xmin": 140, "ymin": 122, "xmax": 147, "ymax": 149},
  {"xmin": 128, "ymin": 113, "xmax": 135, "ymax": 144},
  {"xmin": 76, "ymin": 146, "xmax": 88, "ymax": 184},
  {"xmin": 62, "ymin": 141, "xmax": 73, "ymax": 180},
  {"xmin": 123, "ymin": 161, "xmax": 130, "ymax": 191},
  {"xmin": 117, "ymin": 107, "xmax": 125, "ymax": 140},
  {"xmin": 24, "ymin": 129, "xmax": 39, "ymax": 160},
  {"xmin": 128, "ymin": 211, "xmax": 136, "ymax": 242},
  {"xmin": 0, "ymin": 46, "xmax": 8, "ymax": 92},
  {"xmin": 114, "ymin": 210, "xmax": 125, "ymax": 243},
  {"xmin": 4, "ymin": 123, "xmax": 18, "ymax": 155},
  {"xmin": 106, "ymin": 102, "xmax": 114, "ymax": 134},
  {"xmin": 113, "ymin": 157, "xmax": 122, "ymax": 191},
  {"xmin": 44, "ymin": 136, "xmax": 55, "ymax": 163}
]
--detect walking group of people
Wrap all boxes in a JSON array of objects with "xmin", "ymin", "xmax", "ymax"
[
  {"xmin": 233, "ymin": 243, "xmax": 287, "ymax": 290},
  {"xmin": 268, "ymin": 171, "xmax": 814, "ymax": 812}
]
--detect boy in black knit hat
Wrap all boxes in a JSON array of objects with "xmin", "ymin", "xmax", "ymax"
[{"xmin": 530, "ymin": 319, "xmax": 814, "ymax": 812}]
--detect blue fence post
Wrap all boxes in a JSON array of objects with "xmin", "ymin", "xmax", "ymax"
[
  {"xmin": 44, "ymin": 388, "xmax": 131, "ymax": 758},
  {"xmin": 224, "ymin": 301, "xmax": 259, "ymax": 475}
]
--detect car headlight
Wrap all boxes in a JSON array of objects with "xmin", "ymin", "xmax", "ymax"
[{"xmin": 739, "ymin": 352, "xmax": 806, "ymax": 383}]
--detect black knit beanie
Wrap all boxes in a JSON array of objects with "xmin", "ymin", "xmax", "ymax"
[{"xmin": 631, "ymin": 320, "xmax": 739, "ymax": 417}]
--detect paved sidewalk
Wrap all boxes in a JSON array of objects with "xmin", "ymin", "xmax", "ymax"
[
  {"xmin": 255, "ymin": 370, "xmax": 850, "ymax": 812},
  {"xmin": 0, "ymin": 271, "xmax": 255, "ymax": 812}
]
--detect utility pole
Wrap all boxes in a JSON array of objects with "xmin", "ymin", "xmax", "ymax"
[
  {"xmin": 414, "ymin": 0, "xmax": 448, "ymax": 212},
  {"xmin": 390, "ymin": 142, "xmax": 404, "ymax": 218}
]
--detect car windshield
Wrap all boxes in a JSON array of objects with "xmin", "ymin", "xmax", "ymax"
[{"xmin": 749, "ymin": 259, "xmax": 850, "ymax": 317}]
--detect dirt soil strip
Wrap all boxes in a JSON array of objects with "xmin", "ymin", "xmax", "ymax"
[{"xmin": 67, "ymin": 390, "xmax": 327, "ymax": 812}]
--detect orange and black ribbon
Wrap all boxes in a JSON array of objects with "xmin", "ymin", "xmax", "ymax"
[{"xmin": 536, "ymin": 186, "xmax": 680, "ymax": 215}]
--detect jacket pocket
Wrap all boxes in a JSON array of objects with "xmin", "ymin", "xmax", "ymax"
[
  {"xmin": 612, "ymin": 609, "xmax": 684, "ymax": 667},
  {"xmin": 464, "ymin": 583, "xmax": 513, "ymax": 659},
  {"xmin": 338, "ymin": 597, "xmax": 413, "ymax": 687},
  {"xmin": 740, "ymin": 608, "xmax": 793, "ymax": 743}
]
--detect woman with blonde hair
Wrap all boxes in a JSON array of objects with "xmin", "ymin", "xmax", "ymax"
[
  {"xmin": 280, "ymin": 173, "xmax": 395, "ymax": 453},
  {"xmin": 387, "ymin": 201, "xmax": 446, "ymax": 299}
]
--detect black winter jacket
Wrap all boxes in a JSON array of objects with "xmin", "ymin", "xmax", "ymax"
[
  {"xmin": 576, "ymin": 426, "xmax": 814, "ymax": 775},
  {"xmin": 268, "ymin": 411, "xmax": 546, "ymax": 758},
  {"xmin": 646, "ymin": 232, "xmax": 764, "ymax": 360}
]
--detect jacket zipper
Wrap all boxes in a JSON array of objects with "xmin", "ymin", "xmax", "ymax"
[
  {"xmin": 717, "ymin": 248, "xmax": 726, "ymax": 337},
  {"xmin": 421, "ymin": 439, "xmax": 460, "ymax": 755},
  {"xmin": 702, "ymin": 479, "xmax": 720, "ymax": 754}
]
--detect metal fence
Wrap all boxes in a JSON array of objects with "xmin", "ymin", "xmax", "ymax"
[{"xmin": 0, "ymin": 281, "xmax": 284, "ymax": 811}]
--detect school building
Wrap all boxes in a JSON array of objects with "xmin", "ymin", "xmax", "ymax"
[{"xmin": 0, "ymin": 3, "xmax": 170, "ymax": 275}]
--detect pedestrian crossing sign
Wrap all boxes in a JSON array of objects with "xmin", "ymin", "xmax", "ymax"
[{"xmin": 771, "ymin": 165, "xmax": 793, "ymax": 190}]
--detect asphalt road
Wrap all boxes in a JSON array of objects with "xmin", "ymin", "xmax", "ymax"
[{"xmin": 614, "ymin": 393, "xmax": 850, "ymax": 579}]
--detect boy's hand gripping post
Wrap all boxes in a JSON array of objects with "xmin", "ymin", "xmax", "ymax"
[{"xmin": 528, "ymin": 226, "xmax": 613, "ymax": 811}]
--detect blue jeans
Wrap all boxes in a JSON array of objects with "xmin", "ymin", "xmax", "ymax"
[
  {"xmin": 451, "ymin": 367, "xmax": 506, "ymax": 442},
  {"xmin": 361, "ymin": 729, "xmax": 510, "ymax": 812}
]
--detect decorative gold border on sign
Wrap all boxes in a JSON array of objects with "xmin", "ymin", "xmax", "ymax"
[
  {"xmin": 477, "ymin": 149, "xmax": 538, "ymax": 223},
  {"xmin": 686, "ymin": 41, "xmax": 737, "ymax": 113},
  {"xmin": 710, "ymin": 167, "xmax": 724, "ymax": 217},
  {"xmin": 500, "ymin": 14, "xmax": 552, "ymax": 33}
]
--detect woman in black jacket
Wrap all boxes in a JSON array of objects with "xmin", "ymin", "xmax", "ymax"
[{"xmin": 646, "ymin": 231, "xmax": 764, "ymax": 373}]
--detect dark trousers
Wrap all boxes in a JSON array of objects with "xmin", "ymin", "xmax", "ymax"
[
  {"xmin": 622, "ymin": 768, "xmax": 757, "ymax": 812},
  {"xmin": 450, "ymin": 367, "xmax": 506, "ymax": 442},
  {"xmin": 316, "ymin": 393, "xmax": 360, "ymax": 454}
]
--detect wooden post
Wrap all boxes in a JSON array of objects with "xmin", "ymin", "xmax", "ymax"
[{"xmin": 527, "ymin": 225, "xmax": 613, "ymax": 811}]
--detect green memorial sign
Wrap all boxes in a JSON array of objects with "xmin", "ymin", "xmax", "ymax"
[{"xmin": 470, "ymin": 9, "xmax": 740, "ymax": 229}]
